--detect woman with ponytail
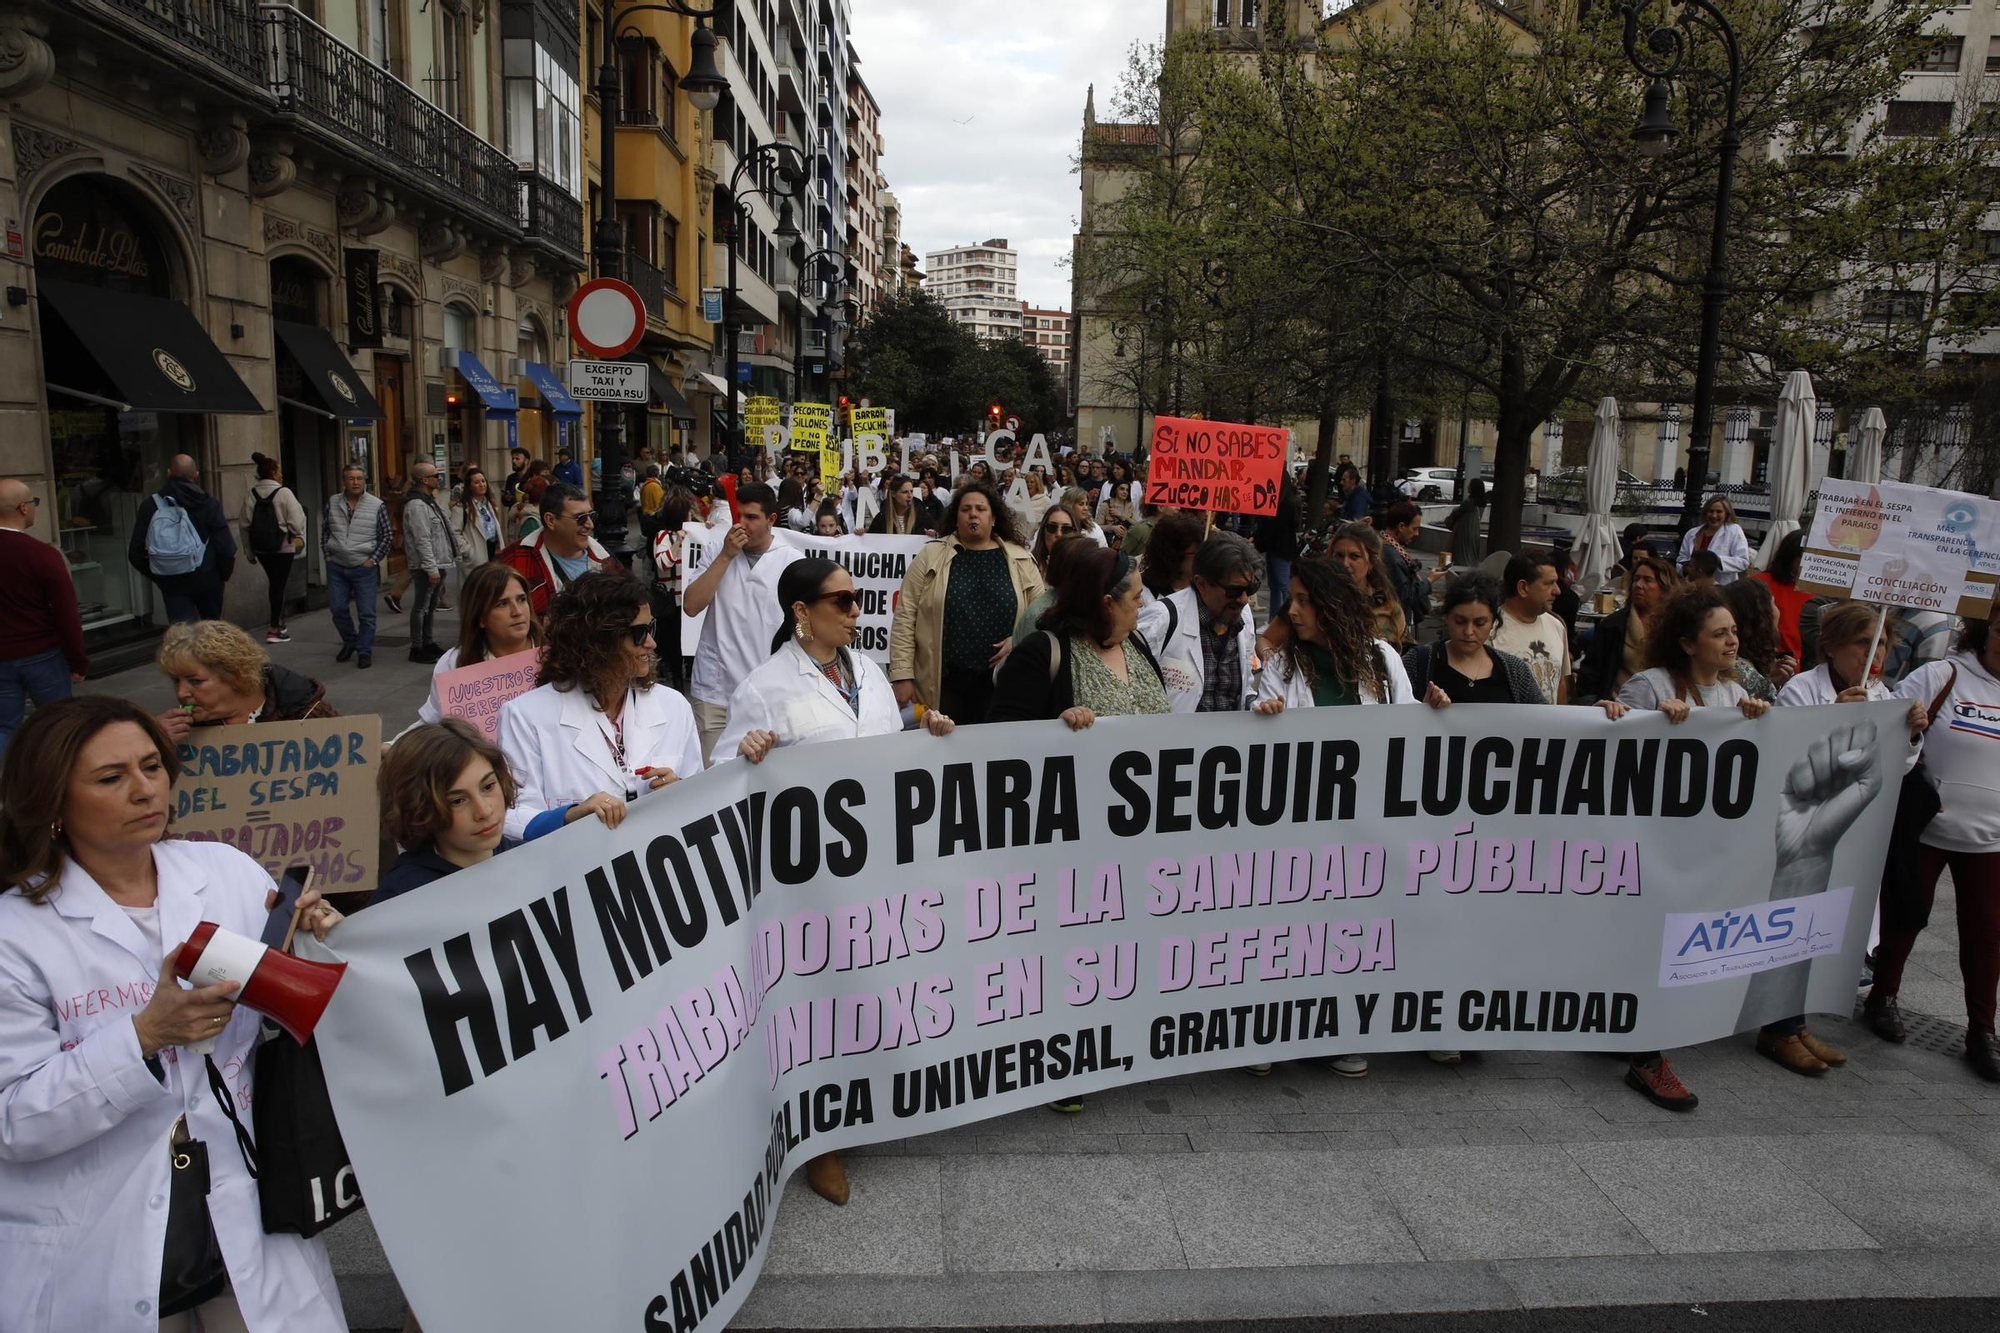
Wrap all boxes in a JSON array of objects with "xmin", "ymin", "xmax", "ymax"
[{"xmin": 710, "ymin": 557, "xmax": 954, "ymax": 1207}]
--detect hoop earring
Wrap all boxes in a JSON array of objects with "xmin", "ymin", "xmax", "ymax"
[{"xmin": 794, "ymin": 615, "xmax": 813, "ymax": 647}]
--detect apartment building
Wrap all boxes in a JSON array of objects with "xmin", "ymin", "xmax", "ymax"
[{"xmin": 926, "ymin": 239, "xmax": 1022, "ymax": 341}]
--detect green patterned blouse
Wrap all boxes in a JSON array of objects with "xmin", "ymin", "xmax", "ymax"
[{"xmin": 1069, "ymin": 635, "xmax": 1171, "ymax": 717}]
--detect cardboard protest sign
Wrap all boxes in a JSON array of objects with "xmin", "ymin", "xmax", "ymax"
[
  {"xmin": 433, "ymin": 648, "xmax": 542, "ymax": 741},
  {"xmin": 819, "ymin": 444, "xmax": 841, "ymax": 490},
  {"xmin": 1799, "ymin": 478, "xmax": 1998, "ymax": 616},
  {"xmin": 850, "ymin": 406, "xmax": 892, "ymax": 440},
  {"xmin": 743, "ymin": 396, "xmax": 782, "ymax": 432},
  {"xmin": 1143, "ymin": 415, "xmax": 1288, "ymax": 516},
  {"xmin": 680, "ymin": 522, "xmax": 927, "ymax": 661},
  {"xmin": 170, "ymin": 714, "xmax": 383, "ymax": 891},
  {"xmin": 789, "ymin": 423, "xmax": 828, "ymax": 454}
]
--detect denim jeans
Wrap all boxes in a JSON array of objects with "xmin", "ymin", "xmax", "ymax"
[
  {"xmin": 160, "ymin": 579, "xmax": 223, "ymax": 624},
  {"xmin": 1266, "ymin": 556, "xmax": 1293, "ymax": 618},
  {"xmin": 327, "ymin": 561, "xmax": 379, "ymax": 654},
  {"xmin": 409, "ymin": 567, "xmax": 442, "ymax": 650},
  {"xmin": 0, "ymin": 649, "xmax": 75, "ymax": 765}
]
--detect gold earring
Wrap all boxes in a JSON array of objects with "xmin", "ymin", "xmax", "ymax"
[
  {"xmin": 794, "ymin": 616, "xmax": 812, "ymax": 647},
  {"xmin": 49, "ymin": 820, "xmax": 62, "ymax": 842}
]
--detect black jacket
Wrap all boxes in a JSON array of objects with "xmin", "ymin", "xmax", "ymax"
[
  {"xmin": 1573, "ymin": 606, "xmax": 1633, "ymax": 704},
  {"xmin": 988, "ymin": 629, "xmax": 1168, "ymax": 723},
  {"xmin": 127, "ymin": 476, "xmax": 236, "ymax": 592},
  {"xmin": 1402, "ymin": 642, "xmax": 1544, "ymax": 705},
  {"xmin": 373, "ymin": 841, "xmax": 523, "ymax": 905}
]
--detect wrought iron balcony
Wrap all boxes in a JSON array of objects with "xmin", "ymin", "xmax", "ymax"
[
  {"xmin": 519, "ymin": 170, "xmax": 585, "ymax": 270},
  {"xmin": 93, "ymin": 0, "xmax": 266, "ymax": 85},
  {"xmin": 624, "ymin": 254, "xmax": 668, "ymax": 330},
  {"xmin": 263, "ymin": 5, "xmax": 519, "ymax": 229}
]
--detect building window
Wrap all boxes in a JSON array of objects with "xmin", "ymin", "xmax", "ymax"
[
  {"xmin": 1862, "ymin": 289, "xmax": 1928, "ymax": 323},
  {"xmin": 662, "ymin": 61, "xmax": 679, "ymax": 139},
  {"xmin": 663, "ymin": 214, "xmax": 681, "ymax": 289},
  {"xmin": 505, "ymin": 40, "xmax": 582, "ymax": 196},
  {"xmin": 618, "ymin": 39, "xmax": 658, "ymax": 124},
  {"xmin": 1884, "ymin": 100, "xmax": 1952, "ymax": 136},
  {"xmin": 1242, "ymin": 0, "xmax": 1260, "ymax": 24},
  {"xmin": 1917, "ymin": 38, "xmax": 1964, "ymax": 72},
  {"xmin": 439, "ymin": 0, "xmax": 469, "ymax": 122}
]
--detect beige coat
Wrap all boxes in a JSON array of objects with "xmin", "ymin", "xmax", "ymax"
[{"xmin": 889, "ymin": 535, "xmax": 1044, "ymax": 707}]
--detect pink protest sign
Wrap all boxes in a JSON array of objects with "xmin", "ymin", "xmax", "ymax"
[{"xmin": 435, "ymin": 648, "xmax": 542, "ymax": 741}]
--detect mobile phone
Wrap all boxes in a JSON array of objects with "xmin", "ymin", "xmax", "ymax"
[{"xmin": 261, "ymin": 863, "xmax": 313, "ymax": 948}]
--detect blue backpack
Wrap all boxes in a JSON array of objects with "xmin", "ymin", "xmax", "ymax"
[{"xmin": 146, "ymin": 493, "xmax": 209, "ymax": 576}]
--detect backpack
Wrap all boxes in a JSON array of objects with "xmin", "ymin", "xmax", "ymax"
[
  {"xmin": 248, "ymin": 486, "xmax": 284, "ymax": 555},
  {"xmin": 146, "ymin": 493, "xmax": 208, "ymax": 576}
]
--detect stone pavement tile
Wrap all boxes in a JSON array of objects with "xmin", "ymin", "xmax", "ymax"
[
  {"xmin": 730, "ymin": 1271, "xmax": 1106, "ymax": 1329},
  {"xmin": 1313, "ymin": 1130, "xmax": 1403, "ymax": 1153},
  {"xmin": 1053, "ymin": 1113, "xmax": 1218, "ymax": 1138},
  {"xmin": 1459, "ymin": 1125, "xmax": 1535, "ymax": 1146},
  {"xmin": 939, "ymin": 1154, "xmax": 1187, "ymax": 1272},
  {"xmin": 973, "ymin": 1130, "xmax": 1122, "ymax": 1154},
  {"xmin": 764, "ymin": 1157, "xmax": 944, "ymax": 1277},
  {"xmin": 1774, "ymin": 1114, "xmax": 1924, "ymax": 1138},
  {"xmin": 902, "ymin": 1124, "xmax": 995, "ymax": 1156},
  {"xmin": 1495, "ymin": 1245, "xmax": 1904, "ymax": 1308},
  {"xmin": 1363, "ymin": 1144, "xmax": 1652, "ymax": 1263},
  {"xmin": 1899, "ymin": 1113, "xmax": 1993, "ymax": 1134},
  {"xmin": 1098, "ymin": 1258, "xmax": 1519, "ymax": 1321},
  {"xmin": 1565, "ymin": 1137, "xmax": 1876, "ymax": 1254},
  {"xmin": 1760, "ymin": 1133, "xmax": 2000, "ymax": 1248},
  {"xmin": 1470, "ymin": 1078, "xmax": 1594, "ymax": 1108},
  {"xmin": 1185, "ymin": 1131, "xmax": 1338, "ymax": 1152},
  {"xmin": 1118, "ymin": 1133, "xmax": 1194, "ymax": 1153},
  {"xmin": 844, "ymin": 1137, "xmax": 909, "ymax": 1157},
  {"xmin": 1939, "ymin": 1129, "xmax": 2000, "ymax": 1168},
  {"xmin": 1147, "ymin": 1150, "xmax": 1422, "ymax": 1269},
  {"xmin": 1388, "ymin": 1125, "xmax": 1467, "ymax": 1147},
  {"xmin": 1877, "ymin": 1244, "xmax": 2000, "ymax": 1297}
]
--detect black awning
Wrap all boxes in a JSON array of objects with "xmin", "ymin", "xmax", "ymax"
[
  {"xmin": 37, "ymin": 278, "xmax": 264, "ymax": 414},
  {"xmin": 274, "ymin": 320, "xmax": 384, "ymax": 420},
  {"xmin": 648, "ymin": 366, "xmax": 696, "ymax": 422}
]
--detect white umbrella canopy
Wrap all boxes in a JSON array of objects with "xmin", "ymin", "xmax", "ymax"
[
  {"xmin": 1573, "ymin": 395, "xmax": 1624, "ymax": 595},
  {"xmin": 1849, "ymin": 406, "xmax": 1887, "ymax": 485},
  {"xmin": 1756, "ymin": 370, "xmax": 1815, "ymax": 569}
]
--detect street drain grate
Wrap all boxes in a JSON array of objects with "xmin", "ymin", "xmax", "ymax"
[{"xmin": 1850, "ymin": 998, "xmax": 1966, "ymax": 1057}]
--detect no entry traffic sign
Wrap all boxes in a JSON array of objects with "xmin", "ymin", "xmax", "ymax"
[{"xmin": 567, "ymin": 278, "xmax": 646, "ymax": 359}]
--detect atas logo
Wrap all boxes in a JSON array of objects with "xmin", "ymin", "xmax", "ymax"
[
  {"xmin": 153, "ymin": 349, "xmax": 195, "ymax": 392},
  {"xmin": 1675, "ymin": 905, "xmax": 1796, "ymax": 958}
]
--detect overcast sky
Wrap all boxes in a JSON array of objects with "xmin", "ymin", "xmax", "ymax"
[{"xmin": 855, "ymin": 0, "xmax": 1162, "ymax": 313}]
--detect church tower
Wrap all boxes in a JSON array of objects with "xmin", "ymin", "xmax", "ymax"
[{"xmin": 1165, "ymin": 0, "xmax": 1322, "ymax": 45}]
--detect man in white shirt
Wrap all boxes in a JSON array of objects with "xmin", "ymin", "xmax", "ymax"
[
  {"xmin": 1489, "ymin": 551, "xmax": 1571, "ymax": 704},
  {"xmin": 682, "ymin": 483, "xmax": 802, "ymax": 762}
]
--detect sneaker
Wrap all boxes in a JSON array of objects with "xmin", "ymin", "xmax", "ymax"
[
  {"xmin": 1624, "ymin": 1055, "xmax": 1698, "ymax": 1111},
  {"xmin": 1247, "ymin": 1063, "xmax": 1273, "ymax": 1076},
  {"xmin": 1327, "ymin": 1055, "xmax": 1369, "ymax": 1078},
  {"xmin": 336, "ymin": 644, "xmax": 356, "ymax": 663},
  {"xmin": 1427, "ymin": 1050, "xmax": 1463, "ymax": 1065},
  {"xmin": 1863, "ymin": 994, "xmax": 1907, "ymax": 1044},
  {"xmin": 357, "ymin": 653, "xmax": 372, "ymax": 669},
  {"xmin": 1048, "ymin": 1095, "xmax": 1084, "ymax": 1114},
  {"xmin": 266, "ymin": 626, "xmax": 292, "ymax": 643},
  {"xmin": 383, "ymin": 591, "xmax": 403, "ymax": 613}
]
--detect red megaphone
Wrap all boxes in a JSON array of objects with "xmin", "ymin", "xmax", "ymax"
[
  {"xmin": 717, "ymin": 471, "xmax": 740, "ymax": 523},
  {"xmin": 175, "ymin": 922, "xmax": 347, "ymax": 1046}
]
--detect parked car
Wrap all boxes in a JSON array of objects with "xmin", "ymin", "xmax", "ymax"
[{"xmin": 1395, "ymin": 466, "xmax": 1458, "ymax": 501}]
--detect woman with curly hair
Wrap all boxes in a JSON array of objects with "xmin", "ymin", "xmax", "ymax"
[
  {"xmin": 1255, "ymin": 558, "xmax": 1415, "ymax": 712},
  {"xmin": 1721, "ymin": 576, "xmax": 1798, "ymax": 702},
  {"xmin": 152, "ymin": 619, "xmax": 337, "ymax": 743},
  {"xmin": 496, "ymin": 571, "xmax": 701, "ymax": 840},
  {"xmin": 1327, "ymin": 521, "xmax": 1408, "ymax": 646}
]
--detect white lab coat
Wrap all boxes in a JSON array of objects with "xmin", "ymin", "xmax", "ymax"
[
  {"xmin": 416, "ymin": 645, "xmax": 463, "ymax": 725},
  {"xmin": 1777, "ymin": 663, "xmax": 1919, "ymax": 773},
  {"xmin": 1674, "ymin": 522, "xmax": 1752, "ymax": 585},
  {"xmin": 711, "ymin": 642, "xmax": 903, "ymax": 762},
  {"xmin": 1136, "ymin": 585, "xmax": 1258, "ymax": 713},
  {"xmin": 1255, "ymin": 639, "xmax": 1416, "ymax": 708},
  {"xmin": 689, "ymin": 544, "xmax": 805, "ymax": 707},
  {"xmin": 496, "ymin": 681, "xmax": 705, "ymax": 840},
  {"xmin": 0, "ymin": 841, "xmax": 345, "ymax": 1333}
]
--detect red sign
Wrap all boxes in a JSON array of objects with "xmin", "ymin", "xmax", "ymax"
[
  {"xmin": 566, "ymin": 278, "xmax": 646, "ymax": 359},
  {"xmin": 1143, "ymin": 415, "xmax": 1287, "ymax": 516}
]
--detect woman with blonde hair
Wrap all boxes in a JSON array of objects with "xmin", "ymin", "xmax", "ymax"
[
  {"xmin": 1674, "ymin": 493, "xmax": 1751, "ymax": 585},
  {"xmin": 153, "ymin": 619, "xmax": 336, "ymax": 743},
  {"xmin": 1326, "ymin": 521, "xmax": 1408, "ymax": 646},
  {"xmin": 1576, "ymin": 553, "xmax": 1677, "ymax": 702}
]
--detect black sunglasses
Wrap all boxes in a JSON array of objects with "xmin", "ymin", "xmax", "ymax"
[
  {"xmin": 1044, "ymin": 518, "xmax": 1075, "ymax": 533},
  {"xmin": 624, "ymin": 621, "xmax": 658, "ymax": 645},
  {"xmin": 568, "ymin": 509, "xmax": 598, "ymax": 525},
  {"xmin": 1213, "ymin": 580, "xmax": 1260, "ymax": 601},
  {"xmin": 811, "ymin": 590, "xmax": 860, "ymax": 612}
]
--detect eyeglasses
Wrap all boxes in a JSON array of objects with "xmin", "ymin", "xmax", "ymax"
[
  {"xmin": 625, "ymin": 621, "xmax": 658, "ymax": 645},
  {"xmin": 1213, "ymin": 580, "xmax": 1260, "ymax": 602},
  {"xmin": 1044, "ymin": 520, "xmax": 1075, "ymax": 534},
  {"xmin": 19, "ymin": 497, "xmax": 39, "ymax": 510},
  {"xmin": 811, "ymin": 590, "xmax": 860, "ymax": 612},
  {"xmin": 567, "ymin": 510, "xmax": 597, "ymax": 525}
]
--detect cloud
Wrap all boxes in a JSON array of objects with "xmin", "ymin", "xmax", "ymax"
[{"xmin": 857, "ymin": 0, "xmax": 1161, "ymax": 311}]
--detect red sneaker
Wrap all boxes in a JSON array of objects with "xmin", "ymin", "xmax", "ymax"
[{"xmin": 1624, "ymin": 1055, "xmax": 1699, "ymax": 1111}]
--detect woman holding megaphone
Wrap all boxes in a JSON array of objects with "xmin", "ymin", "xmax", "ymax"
[{"xmin": 0, "ymin": 695, "xmax": 347, "ymax": 1333}]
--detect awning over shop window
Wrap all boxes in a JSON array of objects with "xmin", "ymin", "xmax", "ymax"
[
  {"xmin": 274, "ymin": 320, "xmax": 383, "ymax": 420},
  {"xmin": 450, "ymin": 350, "xmax": 517, "ymax": 412},
  {"xmin": 520, "ymin": 361, "xmax": 583, "ymax": 417},
  {"xmin": 38, "ymin": 278, "xmax": 264, "ymax": 415},
  {"xmin": 648, "ymin": 366, "xmax": 696, "ymax": 423}
]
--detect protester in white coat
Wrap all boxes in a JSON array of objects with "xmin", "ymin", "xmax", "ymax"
[
  {"xmin": 1135, "ymin": 532, "xmax": 1260, "ymax": 714},
  {"xmin": 1253, "ymin": 559, "xmax": 1417, "ymax": 710},
  {"xmin": 682, "ymin": 484, "xmax": 803, "ymax": 764},
  {"xmin": 497, "ymin": 572, "xmax": 701, "ymax": 841},
  {"xmin": 0, "ymin": 696, "xmax": 346, "ymax": 1333},
  {"xmin": 1674, "ymin": 494, "xmax": 1752, "ymax": 586},
  {"xmin": 716, "ymin": 557, "xmax": 954, "ymax": 1206}
]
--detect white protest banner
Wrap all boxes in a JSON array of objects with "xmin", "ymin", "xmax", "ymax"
[
  {"xmin": 680, "ymin": 523, "xmax": 929, "ymax": 662},
  {"xmin": 433, "ymin": 648, "xmax": 542, "ymax": 741},
  {"xmin": 1799, "ymin": 477, "xmax": 1999, "ymax": 616},
  {"xmin": 309, "ymin": 701, "xmax": 1906, "ymax": 1333},
  {"xmin": 171, "ymin": 714, "xmax": 383, "ymax": 891}
]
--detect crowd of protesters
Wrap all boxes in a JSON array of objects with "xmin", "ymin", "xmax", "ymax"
[{"xmin": 2, "ymin": 431, "xmax": 1996, "ymax": 1331}]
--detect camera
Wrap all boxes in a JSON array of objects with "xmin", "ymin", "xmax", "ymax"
[{"xmin": 663, "ymin": 464, "xmax": 713, "ymax": 498}]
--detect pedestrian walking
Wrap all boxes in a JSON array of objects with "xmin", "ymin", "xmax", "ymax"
[
  {"xmin": 401, "ymin": 462, "xmax": 453, "ymax": 663},
  {"xmin": 502, "ymin": 445, "xmax": 532, "ymax": 507},
  {"xmin": 450, "ymin": 465, "xmax": 503, "ymax": 568},
  {"xmin": 127, "ymin": 453, "xmax": 234, "ymax": 623},
  {"xmin": 322, "ymin": 464, "xmax": 390, "ymax": 669},
  {"xmin": 0, "ymin": 479, "xmax": 86, "ymax": 763},
  {"xmin": 553, "ymin": 445, "xmax": 583, "ymax": 489},
  {"xmin": 242, "ymin": 452, "xmax": 307, "ymax": 643},
  {"xmin": 1674, "ymin": 494, "xmax": 1751, "ymax": 586}
]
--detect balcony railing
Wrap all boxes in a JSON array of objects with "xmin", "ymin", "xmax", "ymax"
[
  {"xmin": 263, "ymin": 5, "xmax": 518, "ymax": 225},
  {"xmin": 624, "ymin": 254, "xmax": 667, "ymax": 328},
  {"xmin": 97, "ymin": 0, "xmax": 267, "ymax": 84},
  {"xmin": 519, "ymin": 170, "xmax": 585, "ymax": 268}
]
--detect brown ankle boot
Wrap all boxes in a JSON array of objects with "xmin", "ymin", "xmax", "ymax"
[
  {"xmin": 1796, "ymin": 1026, "xmax": 1847, "ymax": 1067},
  {"xmin": 805, "ymin": 1151, "xmax": 849, "ymax": 1205},
  {"xmin": 1756, "ymin": 1031, "xmax": 1829, "ymax": 1076}
]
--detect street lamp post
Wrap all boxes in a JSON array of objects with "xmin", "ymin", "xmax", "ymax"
[
  {"xmin": 592, "ymin": 0, "xmax": 725, "ymax": 557},
  {"xmin": 1622, "ymin": 0, "xmax": 1742, "ymax": 536},
  {"xmin": 719, "ymin": 145, "xmax": 805, "ymax": 457},
  {"xmin": 791, "ymin": 244, "xmax": 850, "ymax": 401}
]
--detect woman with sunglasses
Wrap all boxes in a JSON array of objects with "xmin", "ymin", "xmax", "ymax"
[
  {"xmin": 713, "ymin": 558, "xmax": 954, "ymax": 1207},
  {"xmin": 1033, "ymin": 505, "xmax": 1079, "ymax": 573},
  {"xmin": 496, "ymin": 571, "xmax": 701, "ymax": 840}
]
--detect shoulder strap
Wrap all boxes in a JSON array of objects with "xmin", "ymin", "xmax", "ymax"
[
  {"xmin": 1042, "ymin": 629, "xmax": 1063, "ymax": 685},
  {"xmin": 1162, "ymin": 596, "xmax": 1179, "ymax": 647},
  {"xmin": 1926, "ymin": 665, "xmax": 1959, "ymax": 722}
]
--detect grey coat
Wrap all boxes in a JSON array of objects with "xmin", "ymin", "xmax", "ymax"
[{"xmin": 402, "ymin": 490, "xmax": 453, "ymax": 572}]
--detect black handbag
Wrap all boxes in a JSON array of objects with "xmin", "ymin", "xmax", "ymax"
[
  {"xmin": 1881, "ymin": 665, "xmax": 1957, "ymax": 936},
  {"xmin": 160, "ymin": 1118, "xmax": 228, "ymax": 1318},
  {"xmin": 249, "ymin": 1032, "xmax": 364, "ymax": 1236}
]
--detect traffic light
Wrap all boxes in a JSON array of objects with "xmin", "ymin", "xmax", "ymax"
[
  {"xmin": 839, "ymin": 395, "xmax": 851, "ymax": 409},
  {"xmin": 989, "ymin": 403, "xmax": 1003, "ymax": 422}
]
